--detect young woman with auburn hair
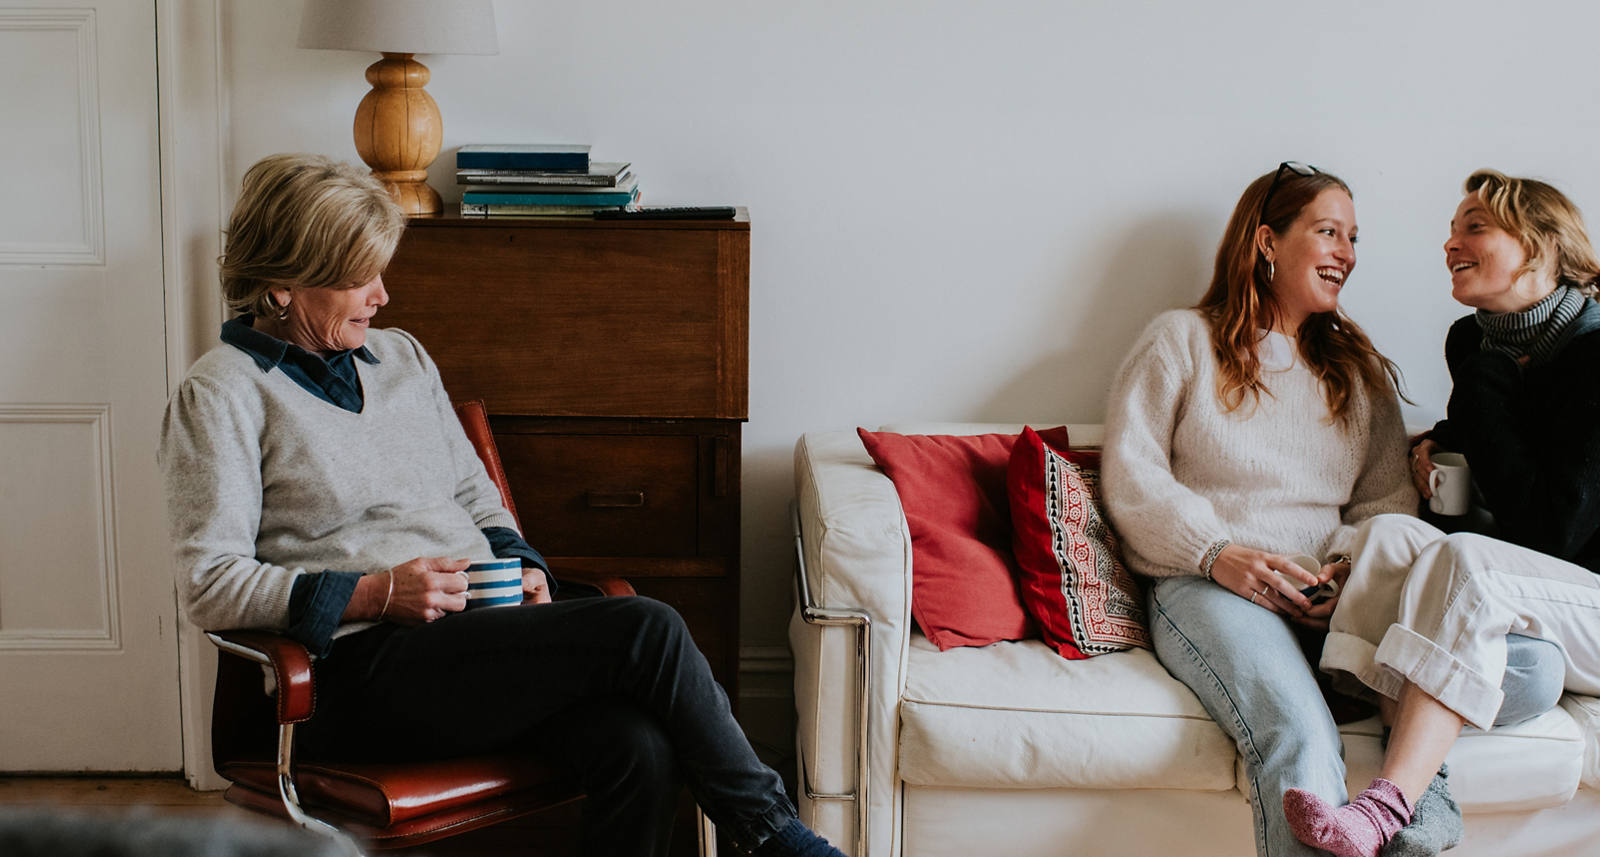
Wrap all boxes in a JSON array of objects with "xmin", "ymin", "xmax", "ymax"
[{"xmin": 1101, "ymin": 163, "xmax": 1561, "ymax": 857}]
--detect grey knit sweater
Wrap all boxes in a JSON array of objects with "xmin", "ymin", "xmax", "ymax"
[
  {"xmin": 1101, "ymin": 309, "xmax": 1417, "ymax": 578},
  {"xmin": 158, "ymin": 327, "xmax": 515, "ymax": 637}
]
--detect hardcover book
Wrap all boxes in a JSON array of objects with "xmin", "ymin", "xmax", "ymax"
[
  {"xmin": 460, "ymin": 188, "xmax": 642, "ymax": 217},
  {"xmin": 455, "ymin": 144, "xmax": 590, "ymax": 171},
  {"xmin": 461, "ymin": 175, "xmax": 639, "ymax": 207},
  {"xmin": 455, "ymin": 162, "xmax": 631, "ymax": 187}
]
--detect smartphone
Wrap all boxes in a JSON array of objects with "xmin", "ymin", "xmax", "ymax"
[{"xmin": 1299, "ymin": 579, "xmax": 1340, "ymax": 605}]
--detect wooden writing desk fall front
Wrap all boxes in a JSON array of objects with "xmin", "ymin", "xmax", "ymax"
[{"xmin": 381, "ymin": 208, "xmax": 750, "ymax": 705}]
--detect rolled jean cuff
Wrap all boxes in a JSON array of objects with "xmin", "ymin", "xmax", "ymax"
[
  {"xmin": 1321, "ymin": 630, "xmax": 1404, "ymax": 702},
  {"xmin": 1374, "ymin": 624, "xmax": 1504, "ymax": 731}
]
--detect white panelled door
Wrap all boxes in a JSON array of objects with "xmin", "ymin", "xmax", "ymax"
[{"xmin": 0, "ymin": 0, "xmax": 179, "ymax": 770}]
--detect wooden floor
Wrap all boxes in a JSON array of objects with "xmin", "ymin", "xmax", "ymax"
[
  {"xmin": 0, "ymin": 776, "xmax": 594, "ymax": 856},
  {"xmin": 0, "ymin": 775, "xmax": 248, "ymax": 818}
]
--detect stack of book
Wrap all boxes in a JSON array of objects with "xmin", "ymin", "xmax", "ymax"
[{"xmin": 456, "ymin": 144, "xmax": 640, "ymax": 216}]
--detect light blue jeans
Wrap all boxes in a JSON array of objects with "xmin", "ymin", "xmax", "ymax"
[
  {"xmin": 1149, "ymin": 575, "xmax": 1566, "ymax": 857},
  {"xmin": 1150, "ymin": 575, "xmax": 1344, "ymax": 857}
]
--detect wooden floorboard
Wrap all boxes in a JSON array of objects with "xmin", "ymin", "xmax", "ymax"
[{"xmin": 0, "ymin": 776, "xmax": 243, "ymax": 816}]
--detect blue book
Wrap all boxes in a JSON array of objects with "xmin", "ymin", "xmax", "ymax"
[
  {"xmin": 456, "ymin": 144, "xmax": 590, "ymax": 171},
  {"xmin": 461, "ymin": 184, "xmax": 638, "ymax": 207},
  {"xmin": 460, "ymin": 189, "xmax": 644, "ymax": 217}
]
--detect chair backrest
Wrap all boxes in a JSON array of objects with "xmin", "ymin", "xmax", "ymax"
[{"xmin": 453, "ymin": 399, "xmax": 520, "ymax": 530}]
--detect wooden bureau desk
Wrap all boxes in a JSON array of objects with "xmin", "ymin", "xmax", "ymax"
[{"xmin": 381, "ymin": 208, "xmax": 750, "ymax": 699}]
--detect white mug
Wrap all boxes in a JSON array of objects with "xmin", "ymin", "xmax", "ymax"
[{"xmin": 1428, "ymin": 452, "xmax": 1472, "ymax": 516}]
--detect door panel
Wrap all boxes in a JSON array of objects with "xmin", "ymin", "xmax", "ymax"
[{"xmin": 0, "ymin": 1, "xmax": 178, "ymax": 771}]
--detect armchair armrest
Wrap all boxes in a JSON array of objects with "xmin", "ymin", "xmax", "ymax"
[
  {"xmin": 208, "ymin": 630, "xmax": 316, "ymax": 724},
  {"xmin": 551, "ymin": 568, "xmax": 636, "ymax": 598}
]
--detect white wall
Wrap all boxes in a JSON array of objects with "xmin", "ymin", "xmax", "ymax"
[{"xmin": 216, "ymin": 0, "xmax": 1600, "ymax": 728}]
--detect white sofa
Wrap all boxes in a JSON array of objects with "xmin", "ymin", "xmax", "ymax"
[{"xmin": 790, "ymin": 423, "xmax": 1600, "ymax": 857}]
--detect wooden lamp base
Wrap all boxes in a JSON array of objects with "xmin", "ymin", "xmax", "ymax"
[{"xmin": 353, "ymin": 52, "xmax": 443, "ymax": 215}]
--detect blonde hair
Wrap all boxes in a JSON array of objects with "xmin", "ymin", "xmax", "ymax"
[
  {"xmin": 1464, "ymin": 169, "xmax": 1600, "ymax": 293},
  {"xmin": 1197, "ymin": 167, "xmax": 1401, "ymax": 423},
  {"xmin": 220, "ymin": 153, "xmax": 405, "ymax": 319}
]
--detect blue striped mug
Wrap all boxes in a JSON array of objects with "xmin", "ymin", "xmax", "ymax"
[{"xmin": 464, "ymin": 558, "xmax": 524, "ymax": 609}]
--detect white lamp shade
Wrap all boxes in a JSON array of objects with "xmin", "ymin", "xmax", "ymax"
[{"xmin": 298, "ymin": 0, "xmax": 498, "ymax": 55}]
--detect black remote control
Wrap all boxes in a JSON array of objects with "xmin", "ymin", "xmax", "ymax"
[{"xmin": 593, "ymin": 206, "xmax": 737, "ymax": 220}]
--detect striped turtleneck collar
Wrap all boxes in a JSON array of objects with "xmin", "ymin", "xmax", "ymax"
[{"xmin": 1476, "ymin": 285, "xmax": 1586, "ymax": 366}]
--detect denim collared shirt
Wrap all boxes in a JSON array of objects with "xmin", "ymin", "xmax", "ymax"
[
  {"xmin": 220, "ymin": 316, "xmax": 547, "ymax": 655},
  {"xmin": 220, "ymin": 314, "xmax": 377, "ymax": 412}
]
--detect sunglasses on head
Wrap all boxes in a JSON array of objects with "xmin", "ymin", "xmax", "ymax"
[{"xmin": 1259, "ymin": 161, "xmax": 1321, "ymax": 224}]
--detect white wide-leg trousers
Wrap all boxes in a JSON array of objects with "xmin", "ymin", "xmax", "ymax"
[{"xmin": 1323, "ymin": 514, "xmax": 1600, "ymax": 730}]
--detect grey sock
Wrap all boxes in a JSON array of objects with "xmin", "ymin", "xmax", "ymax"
[{"xmin": 1380, "ymin": 765, "xmax": 1461, "ymax": 857}]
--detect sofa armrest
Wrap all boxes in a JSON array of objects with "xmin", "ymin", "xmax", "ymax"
[
  {"xmin": 1560, "ymin": 693, "xmax": 1600, "ymax": 789},
  {"xmin": 791, "ymin": 430, "xmax": 915, "ymax": 857},
  {"xmin": 793, "ymin": 431, "xmax": 913, "ymax": 635}
]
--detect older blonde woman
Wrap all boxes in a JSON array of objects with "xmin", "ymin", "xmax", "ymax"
[
  {"xmin": 160, "ymin": 154, "xmax": 845, "ymax": 857},
  {"xmin": 1285, "ymin": 170, "xmax": 1600, "ymax": 857}
]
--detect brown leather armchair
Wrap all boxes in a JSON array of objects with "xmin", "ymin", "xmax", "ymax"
[{"xmin": 204, "ymin": 400, "xmax": 714, "ymax": 854}]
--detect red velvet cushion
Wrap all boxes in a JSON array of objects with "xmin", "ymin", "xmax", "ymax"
[
  {"xmin": 1007, "ymin": 426, "xmax": 1150, "ymax": 659},
  {"xmin": 857, "ymin": 426, "xmax": 1069, "ymax": 650}
]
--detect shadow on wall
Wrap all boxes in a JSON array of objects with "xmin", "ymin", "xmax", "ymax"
[{"xmin": 978, "ymin": 211, "xmax": 1217, "ymax": 421}]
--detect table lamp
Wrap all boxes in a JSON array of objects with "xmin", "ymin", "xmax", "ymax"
[{"xmin": 298, "ymin": 0, "xmax": 498, "ymax": 215}]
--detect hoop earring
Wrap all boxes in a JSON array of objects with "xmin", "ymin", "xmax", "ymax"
[
  {"xmin": 1267, "ymin": 260, "xmax": 1275, "ymax": 283},
  {"xmin": 276, "ymin": 299, "xmax": 291, "ymax": 321}
]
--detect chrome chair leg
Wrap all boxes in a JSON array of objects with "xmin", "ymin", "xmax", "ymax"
[{"xmin": 697, "ymin": 803, "xmax": 718, "ymax": 857}]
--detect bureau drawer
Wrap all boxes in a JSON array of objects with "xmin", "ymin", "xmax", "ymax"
[{"xmin": 494, "ymin": 433, "xmax": 698, "ymax": 557}]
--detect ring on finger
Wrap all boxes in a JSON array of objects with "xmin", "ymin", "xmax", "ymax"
[{"xmin": 1249, "ymin": 590, "xmax": 1260, "ymax": 604}]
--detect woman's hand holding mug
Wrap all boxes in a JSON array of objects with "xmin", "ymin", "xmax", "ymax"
[
  {"xmin": 522, "ymin": 567, "xmax": 552, "ymax": 604},
  {"xmin": 1410, "ymin": 437, "xmax": 1441, "ymax": 500},
  {"xmin": 381, "ymin": 556, "xmax": 471, "ymax": 624}
]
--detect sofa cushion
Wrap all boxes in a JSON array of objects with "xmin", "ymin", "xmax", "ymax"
[
  {"xmin": 1330, "ymin": 709, "xmax": 1586, "ymax": 813},
  {"xmin": 1008, "ymin": 426, "xmax": 1149, "ymax": 659},
  {"xmin": 857, "ymin": 426, "xmax": 1069, "ymax": 650},
  {"xmin": 898, "ymin": 633, "xmax": 1236, "ymax": 791},
  {"xmin": 1561, "ymin": 694, "xmax": 1600, "ymax": 789}
]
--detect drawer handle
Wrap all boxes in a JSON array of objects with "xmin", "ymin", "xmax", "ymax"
[{"xmin": 586, "ymin": 490, "xmax": 645, "ymax": 508}]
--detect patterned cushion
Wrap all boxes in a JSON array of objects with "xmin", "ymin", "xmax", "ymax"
[{"xmin": 1007, "ymin": 425, "xmax": 1149, "ymax": 658}]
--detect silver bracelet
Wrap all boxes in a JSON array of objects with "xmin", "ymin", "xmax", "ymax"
[
  {"xmin": 378, "ymin": 570, "xmax": 395, "ymax": 620},
  {"xmin": 1200, "ymin": 539, "xmax": 1231, "ymax": 580}
]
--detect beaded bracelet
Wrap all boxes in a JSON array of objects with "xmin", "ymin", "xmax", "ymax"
[{"xmin": 1200, "ymin": 539, "xmax": 1232, "ymax": 580}]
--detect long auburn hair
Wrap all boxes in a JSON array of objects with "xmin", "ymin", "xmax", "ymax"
[{"xmin": 1196, "ymin": 168, "xmax": 1401, "ymax": 423}]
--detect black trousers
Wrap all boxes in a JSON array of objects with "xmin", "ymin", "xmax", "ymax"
[{"xmin": 302, "ymin": 596, "xmax": 793, "ymax": 856}]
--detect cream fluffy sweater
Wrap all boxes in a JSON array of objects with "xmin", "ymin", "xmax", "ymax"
[{"xmin": 1101, "ymin": 309, "xmax": 1416, "ymax": 578}]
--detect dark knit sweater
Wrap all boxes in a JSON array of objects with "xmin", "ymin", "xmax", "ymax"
[{"xmin": 1429, "ymin": 300, "xmax": 1600, "ymax": 573}]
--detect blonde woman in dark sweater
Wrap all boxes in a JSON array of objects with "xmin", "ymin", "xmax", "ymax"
[{"xmin": 1285, "ymin": 170, "xmax": 1600, "ymax": 857}]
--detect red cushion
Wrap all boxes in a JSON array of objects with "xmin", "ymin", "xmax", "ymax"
[
  {"xmin": 857, "ymin": 426, "xmax": 1068, "ymax": 650},
  {"xmin": 1007, "ymin": 426, "xmax": 1150, "ymax": 659}
]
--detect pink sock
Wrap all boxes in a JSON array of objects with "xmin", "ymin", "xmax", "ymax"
[{"xmin": 1283, "ymin": 778, "xmax": 1413, "ymax": 857}]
